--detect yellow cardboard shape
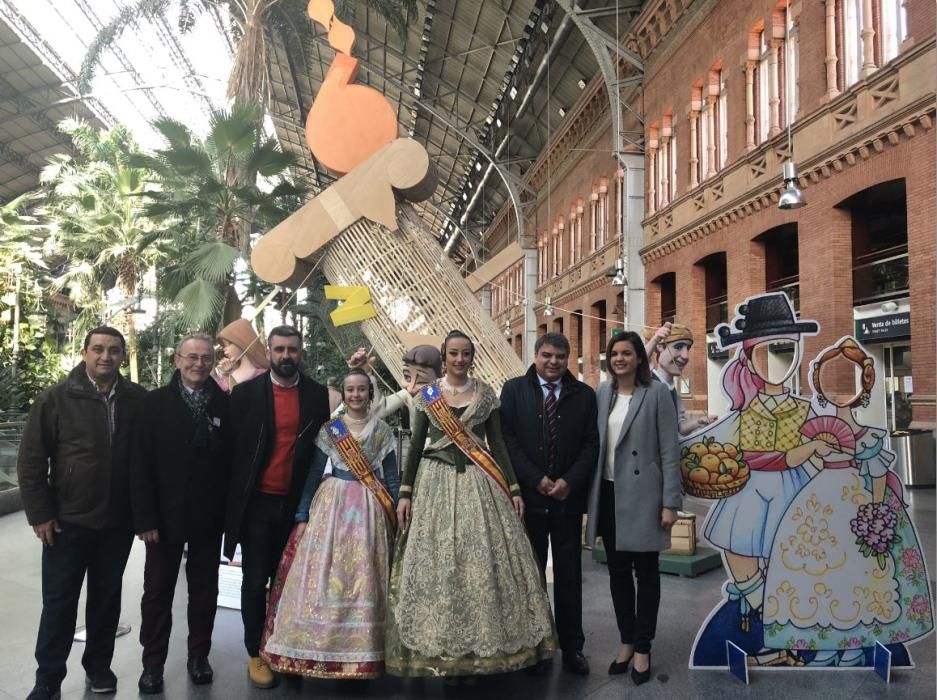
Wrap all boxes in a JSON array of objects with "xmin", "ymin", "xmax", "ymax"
[{"xmin": 324, "ymin": 285, "xmax": 376, "ymax": 326}]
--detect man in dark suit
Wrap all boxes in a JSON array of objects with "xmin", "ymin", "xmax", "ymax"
[
  {"xmin": 500, "ymin": 332, "xmax": 599, "ymax": 675},
  {"xmin": 223, "ymin": 325, "xmax": 330, "ymax": 689},
  {"xmin": 131, "ymin": 333, "xmax": 230, "ymax": 693}
]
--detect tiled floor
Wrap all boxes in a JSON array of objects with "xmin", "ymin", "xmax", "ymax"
[{"xmin": 0, "ymin": 491, "xmax": 933, "ymax": 700}]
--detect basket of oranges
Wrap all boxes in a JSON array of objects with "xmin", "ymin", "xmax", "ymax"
[{"xmin": 680, "ymin": 436, "xmax": 750, "ymax": 499}]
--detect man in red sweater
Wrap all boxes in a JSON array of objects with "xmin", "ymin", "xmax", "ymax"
[{"xmin": 222, "ymin": 326, "xmax": 330, "ymax": 688}]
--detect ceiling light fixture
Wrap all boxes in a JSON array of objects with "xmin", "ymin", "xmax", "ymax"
[
  {"xmin": 778, "ymin": 161, "xmax": 806, "ymax": 209},
  {"xmin": 544, "ymin": 296, "xmax": 554, "ymax": 316},
  {"xmin": 778, "ymin": 8, "xmax": 806, "ymax": 210},
  {"xmin": 611, "ymin": 258, "xmax": 626, "ymax": 287}
]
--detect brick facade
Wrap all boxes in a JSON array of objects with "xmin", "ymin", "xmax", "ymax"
[
  {"xmin": 479, "ymin": 0, "xmax": 934, "ymax": 429},
  {"xmin": 641, "ymin": 0, "xmax": 936, "ymax": 428}
]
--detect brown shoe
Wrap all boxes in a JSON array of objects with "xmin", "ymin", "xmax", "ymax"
[{"xmin": 247, "ymin": 657, "xmax": 277, "ymax": 689}]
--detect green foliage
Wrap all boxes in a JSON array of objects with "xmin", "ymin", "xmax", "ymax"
[
  {"xmin": 0, "ymin": 194, "xmax": 67, "ymax": 409},
  {"xmin": 0, "ymin": 323, "xmax": 66, "ymax": 412},
  {"xmin": 133, "ymin": 307, "xmax": 191, "ymax": 388}
]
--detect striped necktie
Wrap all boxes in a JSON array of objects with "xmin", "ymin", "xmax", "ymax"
[{"xmin": 544, "ymin": 382, "xmax": 558, "ymax": 473}]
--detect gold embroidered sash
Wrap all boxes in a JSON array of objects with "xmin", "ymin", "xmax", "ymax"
[
  {"xmin": 325, "ymin": 418, "xmax": 396, "ymax": 529},
  {"xmin": 420, "ymin": 383, "xmax": 511, "ymax": 498}
]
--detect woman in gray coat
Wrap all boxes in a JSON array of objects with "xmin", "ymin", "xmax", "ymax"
[{"xmin": 585, "ymin": 331, "xmax": 681, "ymax": 685}]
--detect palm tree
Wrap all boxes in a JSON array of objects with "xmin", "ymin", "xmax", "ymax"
[
  {"xmin": 78, "ymin": 0, "xmax": 417, "ymax": 106},
  {"xmin": 129, "ymin": 102, "xmax": 305, "ymax": 327},
  {"xmin": 40, "ymin": 119, "xmax": 170, "ymax": 383}
]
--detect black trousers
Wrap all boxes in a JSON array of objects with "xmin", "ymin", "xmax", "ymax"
[
  {"xmin": 34, "ymin": 522, "xmax": 133, "ymax": 688},
  {"xmin": 525, "ymin": 508, "xmax": 585, "ymax": 653},
  {"xmin": 598, "ymin": 479, "xmax": 661, "ymax": 654},
  {"xmin": 139, "ymin": 535, "xmax": 222, "ymax": 669},
  {"xmin": 240, "ymin": 493, "xmax": 293, "ymax": 656}
]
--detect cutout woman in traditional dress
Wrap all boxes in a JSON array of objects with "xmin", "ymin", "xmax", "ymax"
[
  {"xmin": 762, "ymin": 337, "xmax": 933, "ymax": 666},
  {"xmin": 385, "ymin": 330, "xmax": 555, "ymax": 682},
  {"xmin": 260, "ymin": 368, "xmax": 400, "ymax": 679}
]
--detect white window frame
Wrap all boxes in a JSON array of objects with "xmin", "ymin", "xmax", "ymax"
[
  {"xmin": 880, "ymin": 0, "xmax": 908, "ymax": 64},
  {"xmin": 757, "ymin": 30, "xmax": 771, "ymax": 143},
  {"xmin": 842, "ymin": 0, "xmax": 863, "ymax": 89}
]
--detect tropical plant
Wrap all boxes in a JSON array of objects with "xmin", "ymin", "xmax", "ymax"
[
  {"xmin": 39, "ymin": 118, "xmax": 170, "ymax": 383},
  {"xmin": 0, "ymin": 193, "xmax": 67, "ymax": 409},
  {"xmin": 129, "ymin": 102, "xmax": 305, "ymax": 327},
  {"xmin": 78, "ymin": 0, "xmax": 417, "ymax": 106}
]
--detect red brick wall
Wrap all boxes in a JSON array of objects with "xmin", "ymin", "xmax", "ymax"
[
  {"xmin": 644, "ymin": 131, "xmax": 936, "ymax": 424},
  {"xmin": 644, "ymin": 0, "xmax": 777, "ymax": 193},
  {"xmin": 529, "ymin": 124, "xmax": 616, "ymax": 248},
  {"xmin": 905, "ymin": 127, "xmax": 936, "ymax": 426}
]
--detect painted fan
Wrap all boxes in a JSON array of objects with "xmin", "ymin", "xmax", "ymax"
[{"xmin": 799, "ymin": 416, "xmax": 857, "ymax": 451}]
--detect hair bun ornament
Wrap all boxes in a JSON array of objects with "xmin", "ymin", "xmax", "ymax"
[
  {"xmin": 718, "ymin": 326, "xmax": 730, "ymax": 340},
  {"xmin": 736, "ymin": 319, "xmax": 746, "ymax": 331},
  {"xmin": 738, "ymin": 303, "xmax": 749, "ymax": 316}
]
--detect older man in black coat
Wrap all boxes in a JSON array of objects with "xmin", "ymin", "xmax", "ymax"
[
  {"xmin": 500, "ymin": 332, "xmax": 600, "ymax": 675},
  {"xmin": 131, "ymin": 333, "xmax": 230, "ymax": 693}
]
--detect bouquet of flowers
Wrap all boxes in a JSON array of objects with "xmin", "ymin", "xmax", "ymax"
[{"xmin": 850, "ymin": 501, "xmax": 901, "ymax": 569}]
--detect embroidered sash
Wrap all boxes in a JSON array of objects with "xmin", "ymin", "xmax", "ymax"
[
  {"xmin": 420, "ymin": 383, "xmax": 511, "ymax": 498},
  {"xmin": 325, "ymin": 418, "xmax": 396, "ymax": 529}
]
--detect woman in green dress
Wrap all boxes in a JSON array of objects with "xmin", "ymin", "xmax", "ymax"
[{"xmin": 385, "ymin": 330, "xmax": 556, "ymax": 681}]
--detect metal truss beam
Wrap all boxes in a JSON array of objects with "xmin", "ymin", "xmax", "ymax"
[
  {"xmin": 0, "ymin": 0, "xmax": 114, "ymax": 126},
  {"xmin": 0, "ymin": 141, "xmax": 38, "ymax": 174},
  {"xmin": 555, "ymin": 0, "xmax": 644, "ymax": 164}
]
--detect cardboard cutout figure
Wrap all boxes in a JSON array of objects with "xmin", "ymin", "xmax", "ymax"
[
  {"xmin": 685, "ymin": 293, "xmax": 934, "ymax": 670},
  {"xmin": 761, "ymin": 337, "xmax": 934, "ymax": 665}
]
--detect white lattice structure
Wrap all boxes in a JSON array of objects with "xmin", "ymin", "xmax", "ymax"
[{"xmin": 319, "ymin": 206, "xmax": 526, "ymax": 392}]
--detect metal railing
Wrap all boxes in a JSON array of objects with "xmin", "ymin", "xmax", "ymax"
[
  {"xmin": 853, "ymin": 246, "xmax": 909, "ymax": 305},
  {"xmin": 705, "ymin": 296, "xmax": 728, "ymax": 332},
  {"xmin": 0, "ymin": 413, "xmax": 26, "ymax": 491}
]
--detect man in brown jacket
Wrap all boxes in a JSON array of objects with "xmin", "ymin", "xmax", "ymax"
[{"xmin": 17, "ymin": 326, "xmax": 146, "ymax": 700}]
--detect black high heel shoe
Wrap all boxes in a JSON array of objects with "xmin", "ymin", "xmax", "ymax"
[
  {"xmin": 608, "ymin": 655, "xmax": 632, "ymax": 675},
  {"xmin": 630, "ymin": 654, "xmax": 651, "ymax": 686}
]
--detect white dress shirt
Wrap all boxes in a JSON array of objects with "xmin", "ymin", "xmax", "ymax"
[{"xmin": 604, "ymin": 393, "xmax": 632, "ymax": 481}]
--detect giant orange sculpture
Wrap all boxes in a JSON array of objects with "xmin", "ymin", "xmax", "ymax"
[{"xmin": 251, "ymin": 0, "xmax": 525, "ymax": 390}]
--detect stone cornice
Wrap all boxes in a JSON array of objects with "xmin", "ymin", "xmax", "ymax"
[
  {"xmin": 640, "ymin": 99, "xmax": 936, "ymax": 264},
  {"xmin": 537, "ymin": 240, "xmax": 620, "ymax": 302},
  {"xmin": 629, "ymin": 0, "xmax": 709, "ymax": 69}
]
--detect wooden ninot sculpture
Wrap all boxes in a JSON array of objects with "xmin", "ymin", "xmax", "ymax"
[
  {"xmin": 250, "ymin": 0, "xmax": 526, "ymax": 391},
  {"xmin": 306, "ymin": 53, "xmax": 399, "ymax": 175},
  {"xmin": 304, "ymin": 0, "xmax": 397, "ymax": 174},
  {"xmin": 251, "ymin": 138, "xmax": 436, "ymax": 287}
]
